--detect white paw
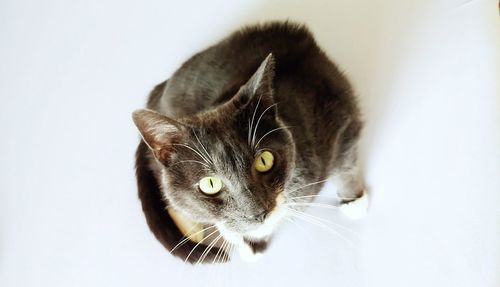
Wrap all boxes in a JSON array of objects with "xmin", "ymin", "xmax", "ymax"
[
  {"xmin": 238, "ymin": 242, "xmax": 263, "ymax": 263},
  {"xmin": 340, "ymin": 192, "xmax": 369, "ymax": 219}
]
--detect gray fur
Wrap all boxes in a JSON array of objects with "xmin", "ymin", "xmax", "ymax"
[{"xmin": 133, "ymin": 22, "xmax": 364, "ymax": 263}]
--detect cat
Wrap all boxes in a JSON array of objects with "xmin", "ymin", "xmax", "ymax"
[{"xmin": 133, "ymin": 21, "xmax": 367, "ymax": 264}]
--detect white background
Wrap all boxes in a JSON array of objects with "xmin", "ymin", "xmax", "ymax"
[{"xmin": 1, "ymin": 0, "xmax": 499, "ymax": 286}]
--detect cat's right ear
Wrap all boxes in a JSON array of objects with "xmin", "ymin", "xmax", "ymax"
[
  {"xmin": 132, "ymin": 109, "xmax": 185, "ymax": 162},
  {"xmin": 232, "ymin": 53, "xmax": 276, "ymax": 109}
]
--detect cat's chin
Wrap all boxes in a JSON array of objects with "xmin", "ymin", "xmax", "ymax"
[
  {"xmin": 215, "ymin": 223, "xmax": 273, "ymax": 263},
  {"xmin": 215, "ymin": 196, "xmax": 287, "ymax": 262},
  {"xmin": 215, "ymin": 222, "xmax": 272, "ymax": 244},
  {"xmin": 243, "ymin": 224, "xmax": 274, "ymax": 239}
]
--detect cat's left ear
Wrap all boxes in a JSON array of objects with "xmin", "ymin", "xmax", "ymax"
[
  {"xmin": 233, "ymin": 53, "xmax": 276, "ymax": 109},
  {"xmin": 132, "ymin": 109, "xmax": 185, "ymax": 163}
]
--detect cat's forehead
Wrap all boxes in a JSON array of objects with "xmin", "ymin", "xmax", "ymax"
[
  {"xmin": 212, "ymin": 140, "xmax": 249, "ymax": 167},
  {"xmin": 180, "ymin": 137, "xmax": 248, "ymax": 192},
  {"xmin": 180, "ymin": 127, "xmax": 250, "ymax": 170}
]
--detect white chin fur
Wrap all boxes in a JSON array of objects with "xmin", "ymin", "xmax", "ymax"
[
  {"xmin": 215, "ymin": 224, "xmax": 264, "ymax": 263},
  {"xmin": 215, "ymin": 195, "xmax": 286, "ymax": 262},
  {"xmin": 216, "ymin": 220, "xmax": 278, "ymax": 263},
  {"xmin": 340, "ymin": 192, "xmax": 369, "ymax": 219}
]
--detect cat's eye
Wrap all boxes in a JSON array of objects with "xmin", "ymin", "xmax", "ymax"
[
  {"xmin": 254, "ymin": 151, "xmax": 274, "ymax": 172},
  {"xmin": 198, "ymin": 176, "xmax": 223, "ymax": 195}
]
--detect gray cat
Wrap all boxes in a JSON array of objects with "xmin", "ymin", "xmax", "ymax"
[{"xmin": 133, "ymin": 22, "xmax": 368, "ymax": 264}]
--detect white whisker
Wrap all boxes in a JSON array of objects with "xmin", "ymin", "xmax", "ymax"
[
  {"xmin": 247, "ymin": 119, "xmax": 252, "ymax": 146},
  {"xmin": 289, "ymin": 193, "xmax": 363, "ymax": 203},
  {"xmin": 287, "ymin": 207, "xmax": 358, "ymax": 236},
  {"xmin": 173, "ymin": 143, "xmax": 211, "ymax": 165},
  {"xmin": 223, "ymin": 242, "xmax": 233, "ymax": 263},
  {"xmin": 289, "ymin": 194, "xmax": 337, "ymax": 200},
  {"xmin": 172, "ymin": 160, "xmax": 210, "ymax": 168},
  {"xmin": 251, "ymin": 103, "xmax": 278, "ymax": 147},
  {"xmin": 212, "ymin": 239, "xmax": 227, "ymax": 264},
  {"xmin": 184, "ymin": 228, "xmax": 219, "ymax": 263},
  {"xmin": 220, "ymin": 244, "xmax": 228, "ymax": 264},
  {"xmin": 248, "ymin": 95, "xmax": 263, "ymax": 145},
  {"xmin": 254, "ymin": 126, "xmax": 293, "ymax": 149},
  {"xmin": 220, "ymin": 242, "xmax": 231, "ymax": 264},
  {"xmin": 285, "ymin": 217, "xmax": 315, "ymax": 241},
  {"xmin": 221, "ymin": 241, "xmax": 230, "ymax": 263},
  {"xmin": 286, "ymin": 202, "xmax": 339, "ymax": 211},
  {"xmin": 195, "ymin": 239, "xmax": 212, "ymax": 266},
  {"xmin": 227, "ymin": 243, "xmax": 235, "ymax": 261},
  {"xmin": 193, "ymin": 130, "xmax": 215, "ymax": 165},
  {"xmin": 286, "ymin": 208, "xmax": 355, "ymax": 248},
  {"xmin": 170, "ymin": 225, "xmax": 215, "ymax": 255},
  {"xmin": 197, "ymin": 234, "xmax": 222, "ymax": 265},
  {"xmin": 287, "ymin": 179, "xmax": 328, "ymax": 195}
]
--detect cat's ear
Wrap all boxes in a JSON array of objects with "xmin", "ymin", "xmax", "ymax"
[
  {"xmin": 234, "ymin": 53, "xmax": 276, "ymax": 108},
  {"xmin": 132, "ymin": 109, "xmax": 185, "ymax": 162}
]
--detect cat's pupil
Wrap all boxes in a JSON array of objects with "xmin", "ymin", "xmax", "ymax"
[
  {"xmin": 209, "ymin": 179, "xmax": 213, "ymax": 188},
  {"xmin": 261, "ymin": 157, "xmax": 266, "ymax": 165}
]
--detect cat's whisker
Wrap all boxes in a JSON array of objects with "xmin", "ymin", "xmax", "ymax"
[
  {"xmin": 193, "ymin": 130, "xmax": 215, "ymax": 165},
  {"xmin": 196, "ymin": 235, "xmax": 219, "ymax": 265},
  {"xmin": 286, "ymin": 208, "xmax": 356, "ymax": 248},
  {"xmin": 205, "ymin": 235, "xmax": 223, "ymax": 264},
  {"xmin": 170, "ymin": 225, "xmax": 215, "ymax": 255},
  {"xmin": 228, "ymin": 242, "xmax": 235, "ymax": 261},
  {"xmin": 288, "ymin": 194, "xmax": 338, "ymax": 200},
  {"xmin": 248, "ymin": 95, "xmax": 263, "ymax": 145},
  {"xmin": 284, "ymin": 217, "xmax": 315, "ymax": 241},
  {"xmin": 288, "ymin": 194, "xmax": 363, "ymax": 203},
  {"xmin": 219, "ymin": 241, "xmax": 231, "ymax": 265},
  {"xmin": 197, "ymin": 234, "xmax": 223, "ymax": 265},
  {"xmin": 219, "ymin": 243, "xmax": 228, "ymax": 264},
  {"xmin": 286, "ymin": 207, "xmax": 359, "ymax": 236},
  {"xmin": 286, "ymin": 202, "xmax": 339, "ymax": 211},
  {"xmin": 220, "ymin": 241, "xmax": 232, "ymax": 264},
  {"xmin": 254, "ymin": 125, "xmax": 293, "ymax": 149},
  {"xmin": 247, "ymin": 120, "xmax": 252, "ymax": 146},
  {"xmin": 212, "ymin": 239, "xmax": 227, "ymax": 264},
  {"xmin": 173, "ymin": 143, "xmax": 212, "ymax": 165},
  {"xmin": 172, "ymin": 160, "xmax": 210, "ymax": 168},
  {"xmin": 287, "ymin": 179, "xmax": 328, "ymax": 195},
  {"xmin": 251, "ymin": 103, "xmax": 278, "ymax": 147},
  {"xmin": 195, "ymin": 238, "xmax": 213, "ymax": 266},
  {"xmin": 226, "ymin": 242, "xmax": 233, "ymax": 260},
  {"xmin": 221, "ymin": 242, "xmax": 230, "ymax": 264},
  {"xmin": 290, "ymin": 194, "xmax": 363, "ymax": 202},
  {"xmin": 210, "ymin": 241, "xmax": 227, "ymax": 287},
  {"xmin": 212, "ymin": 241, "xmax": 223, "ymax": 264},
  {"xmin": 184, "ymin": 228, "xmax": 220, "ymax": 263}
]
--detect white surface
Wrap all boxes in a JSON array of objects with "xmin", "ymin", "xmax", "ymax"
[{"xmin": 1, "ymin": 0, "xmax": 499, "ymax": 286}]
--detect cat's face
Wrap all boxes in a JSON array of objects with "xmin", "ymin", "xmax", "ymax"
[{"xmin": 133, "ymin": 55, "xmax": 295, "ymax": 241}]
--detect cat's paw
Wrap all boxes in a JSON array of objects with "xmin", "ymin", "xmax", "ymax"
[{"xmin": 340, "ymin": 192, "xmax": 369, "ymax": 219}]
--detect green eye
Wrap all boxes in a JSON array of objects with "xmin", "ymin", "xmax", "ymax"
[
  {"xmin": 199, "ymin": 176, "xmax": 223, "ymax": 195},
  {"xmin": 254, "ymin": 151, "xmax": 274, "ymax": 172}
]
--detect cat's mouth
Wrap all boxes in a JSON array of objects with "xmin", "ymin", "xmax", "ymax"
[{"xmin": 239, "ymin": 195, "xmax": 286, "ymax": 240}]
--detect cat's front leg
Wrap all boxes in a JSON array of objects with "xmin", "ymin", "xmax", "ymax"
[{"xmin": 332, "ymin": 147, "xmax": 369, "ymax": 219}]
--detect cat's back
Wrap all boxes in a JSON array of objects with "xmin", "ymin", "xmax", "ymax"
[{"xmin": 157, "ymin": 22, "xmax": 334, "ymax": 117}]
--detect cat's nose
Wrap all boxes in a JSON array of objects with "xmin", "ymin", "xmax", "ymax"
[{"xmin": 253, "ymin": 211, "xmax": 268, "ymax": 223}]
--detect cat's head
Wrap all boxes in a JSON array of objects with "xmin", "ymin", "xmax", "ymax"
[{"xmin": 132, "ymin": 54, "xmax": 294, "ymax": 243}]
